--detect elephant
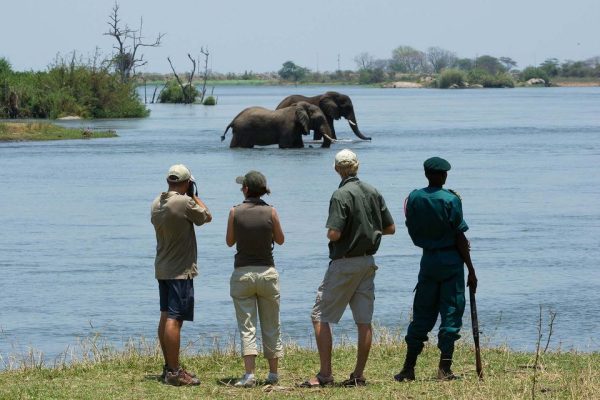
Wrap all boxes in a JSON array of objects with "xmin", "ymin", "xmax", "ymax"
[
  {"xmin": 221, "ymin": 101, "xmax": 335, "ymax": 148},
  {"xmin": 276, "ymin": 91, "xmax": 370, "ymax": 147}
]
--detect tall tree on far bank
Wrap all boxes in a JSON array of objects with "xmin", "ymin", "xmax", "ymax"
[
  {"xmin": 426, "ymin": 47, "xmax": 457, "ymax": 73},
  {"xmin": 104, "ymin": 2, "xmax": 164, "ymax": 82},
  {"xmin": 390, "ymin": 46, "xmax": 427, "ymax": 73},
  {"xmin": 278, "ymin": 61, "xmax": 309, "ymax": 84},
  {"xmin": 499, "ymin": 57, "xmax": 518, "ymax": 71},
  {"xmin": 474, "ymin": 55, "xmax": 506, "ymax": 74}
]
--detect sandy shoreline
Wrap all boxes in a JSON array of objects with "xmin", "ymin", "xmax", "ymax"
[{"xmin": 553, "ymin": 81, "xmax": 600, "ymax": 87}]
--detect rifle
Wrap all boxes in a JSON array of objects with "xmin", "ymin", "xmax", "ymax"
[{"xmin": 469, "ymin": 286, "xmax": 484, "ymax": 380}]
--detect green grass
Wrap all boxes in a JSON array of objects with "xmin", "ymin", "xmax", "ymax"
[
  {"xmin": 0, "ymin": 122, "xmax": 117, "ymax": 141},
  {"xmin": 1, "ymin": 332, "xmax": 597, "ymax": 399}
]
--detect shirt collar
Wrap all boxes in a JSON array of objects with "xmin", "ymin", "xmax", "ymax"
[
  {"xmin": 339, "ymin": 176, "xmax": 359, "ymax": 188},
  {"xmin": 243, "ymin": 197, "xmax": 269, "ymax": 206}
]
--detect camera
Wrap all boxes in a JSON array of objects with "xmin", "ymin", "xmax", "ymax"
[{"xmin": 187, "ymin": 180, "xmax": 198, "ymax": 197}]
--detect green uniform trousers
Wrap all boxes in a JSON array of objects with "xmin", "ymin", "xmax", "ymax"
[{"xmin": 405, "ymin": 249, "xmax": 465, "ymax": 356}]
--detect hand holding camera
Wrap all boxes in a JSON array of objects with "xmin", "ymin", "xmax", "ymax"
[{"xmin": 187, "ymin": 180, "xmax": 198, "ymax": 197}]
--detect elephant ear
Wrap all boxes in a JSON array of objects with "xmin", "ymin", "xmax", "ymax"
[
  {"xmin": 319, "ymin": 97, "xmax": 340, "ymax": 120},
  {"xmin": 295, "ymin": 106, "xmax": 310, "ymax": 134}
]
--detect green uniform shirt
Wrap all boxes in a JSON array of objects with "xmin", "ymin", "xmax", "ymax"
[
  {"xmin": 404, "ymin": 187, "xmax": 468, "ymax": 250},
  {"xmin": 326, "ymin": 176, "xmax": 394, "ymax": 260}
]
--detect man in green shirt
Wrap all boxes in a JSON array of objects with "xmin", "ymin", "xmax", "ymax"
[
  {"xmin": 395, "ymin": 157, "xmax": 477, "ymax": 382},
  {"xmin": 301, "ymin": 149, "xmax": 395, "ymax": 388}
]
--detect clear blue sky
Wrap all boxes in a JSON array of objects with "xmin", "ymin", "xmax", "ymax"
[{"xmin": 1, "ymin": 0, "xmax": 598, "ymax": 73}]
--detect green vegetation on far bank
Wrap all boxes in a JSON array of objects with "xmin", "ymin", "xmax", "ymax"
[
  {"xmin": 1, "ymin": 335, "xmax": 598, "ymax": 399},
  {"xmin": 0, "ymin": 57, "xmax": 148, "ymax": 120},
  {"xmin": 0, "ymin": 122, "xmax": 117, "ymax": 142}
]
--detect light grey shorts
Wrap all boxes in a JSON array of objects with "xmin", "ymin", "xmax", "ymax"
[{"xmin": 311, "ymin": 255, "xmax": 378, "ymax": 324}]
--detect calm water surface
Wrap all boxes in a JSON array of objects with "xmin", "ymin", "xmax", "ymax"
[{"xmin": 1, "ymin": 86, "xmax": 599, "ymax": 364}]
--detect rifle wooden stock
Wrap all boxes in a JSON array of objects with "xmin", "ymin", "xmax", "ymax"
[{"xmin": 469, "ymin": 286, "xmax": 484, "ymax": 380}]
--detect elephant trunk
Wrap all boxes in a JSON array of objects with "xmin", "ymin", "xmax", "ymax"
[{"xmin": 346, "ymin": 112, "xmax": 371, "ymax": 141}]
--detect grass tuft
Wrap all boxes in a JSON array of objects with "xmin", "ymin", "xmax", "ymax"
[{"xmin": 0, "ymin": 122, "xmax": 117, "ymax": 141}]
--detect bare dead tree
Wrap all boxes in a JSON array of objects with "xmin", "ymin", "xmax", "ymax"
[
  {"xmin": 104, "ymin": 2, "xmax": 164, "ymax": 83},
  {"xmin": 198, "ymin": 47, "xmax": 210, "ymax": 103},
  {"xmin": 167, "ymin": 54, "xmax": 197, "ymax": 104}
]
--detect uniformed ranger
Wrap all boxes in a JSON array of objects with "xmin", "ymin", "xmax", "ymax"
[{"xmin": 395, "ymin": 157, "xmax": 477, "ymax": 382}]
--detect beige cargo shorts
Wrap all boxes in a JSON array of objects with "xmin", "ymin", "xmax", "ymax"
[{"xmin": 311, "ymin": 255, "xmax": 378, "ymax": 324}]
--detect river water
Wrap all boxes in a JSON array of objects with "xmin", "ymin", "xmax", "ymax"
[{"xmin": 1, "ymin": 86, "xmax": 599, "ymax": 365}]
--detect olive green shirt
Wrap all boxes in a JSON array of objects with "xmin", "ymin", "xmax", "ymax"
[
  {"xmin": 151, "ymin": 191, "xmax": 211, "ymax": 279},
  {"xmin": 326, "ymin": 176, "xmax": 394, "ymax": 260}
]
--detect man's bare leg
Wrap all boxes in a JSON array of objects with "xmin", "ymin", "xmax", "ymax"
[
  {"xmin": 306, "ymin": 321, "xmax": 333, "ymax": 384},
  {"xmin": 353, "ymin": 323, "xmax": 372, "ymax": 379},
  {"xmin": 267, "ymin": 357, "xmax": 278, "ymax": 374},
  {"xmin": 164, "ymin": 318, "xmax": 183, "ymax": 370},
  {"xmin": 158, "ymin": 312, "xmax": 168, "ymax": 365}
]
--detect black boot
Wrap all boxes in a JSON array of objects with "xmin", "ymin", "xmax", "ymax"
[
  {"xmin": 437, "ymin": 354, "xmax": 457, "ymax": 380},
  {"xmin": 394, "ymin": 350, "xmax": 418, "ymax": 382}
]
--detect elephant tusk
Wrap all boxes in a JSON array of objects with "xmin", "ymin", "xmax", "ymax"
[
  {"xmin": 322, "ymin": 132, "xmax": 336, "ymax": 143},
  {"xmin": 348, "ymin": 119, "xmax": 357, "ymax": 126}
]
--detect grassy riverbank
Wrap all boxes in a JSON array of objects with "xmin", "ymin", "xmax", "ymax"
[
  {"xmin": 0, "ymin": 122, "xmax": 117, "ymax": 142},
  {"xmin": 1, "ymin": 336, "xmax": 597, "ymax": 399}
]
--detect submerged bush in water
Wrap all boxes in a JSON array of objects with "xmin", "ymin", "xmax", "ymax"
[
  {"xmin": 202, "ymin": 95, "xmax": 217, "ymax": 105},
  {"xmin": 158, "ymin": 81, "xmax": 198, "ymax": 103}
]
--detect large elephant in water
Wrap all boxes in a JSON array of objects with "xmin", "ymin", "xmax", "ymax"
[
  {"xmin": 276, "ymin": 91, "xmax": 370, "ymax": 147},
  {"xmin": 221, "ymin": 101, "xmax": 335, "ymax": 148}
]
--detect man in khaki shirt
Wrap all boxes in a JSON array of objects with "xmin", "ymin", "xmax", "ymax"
[{"xmin": 151, "ymin": 164, "xmax": 211, "ymax": 386}]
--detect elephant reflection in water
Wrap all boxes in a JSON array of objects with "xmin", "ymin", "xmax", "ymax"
[
  {"xmin": 276, "ymin": 91, "xmax": 370, "ymax": 147},
  {"xmin": 221, "ymin": 101, "xmax": 335, "ymax": 148}
]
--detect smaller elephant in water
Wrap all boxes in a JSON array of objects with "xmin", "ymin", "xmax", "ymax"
[
  {"xmin": 221, "ymin": 101, "xmax": 334, "ymax": 148},
  {"xmin": 276, "ymin": 91, "xmax": 370, "ymax": 147}
]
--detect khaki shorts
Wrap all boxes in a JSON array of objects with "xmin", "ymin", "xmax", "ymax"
[{"xmin": 311, "ymin": 255, "xmax": 378, "ymax": 324}]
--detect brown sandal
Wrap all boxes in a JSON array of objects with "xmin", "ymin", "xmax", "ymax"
[
  {"xmin": 298, "ymin": 373, "xmax": 334, "ymax": 388},
  {"xmin": 341, "ymin": 373, "xmax": 366, "ymax": 387}
]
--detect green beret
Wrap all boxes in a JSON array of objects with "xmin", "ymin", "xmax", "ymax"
[{"xmin": 424, "ymin": 157, "xmax": 451, "ymax": 172}]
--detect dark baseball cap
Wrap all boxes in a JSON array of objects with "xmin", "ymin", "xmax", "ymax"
[{"xmin": 235, "ymin": 170, "xmax": 270, "ymax": 195}]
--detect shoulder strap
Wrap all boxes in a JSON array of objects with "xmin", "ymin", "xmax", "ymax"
[{"xmin": 447, "ymin": 189, "xmax": 462, "ymax": 200}]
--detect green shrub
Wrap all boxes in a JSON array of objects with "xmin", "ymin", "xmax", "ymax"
[
  {"xmin": 521, "ymin": 67, "xmax": 550, "ymax": 84},
  {"xmin": 202, "ymin": 95, "xmax": 217, "ymax": 105},
  {"xmin": 438, "ymin": 69, "xmax": 466, "ymax": 88},
  {"xmin": 158, "ymin": 81, "xmax": 198, "ymax": 103},
  {"xmin": 0, "ymin": 58, "xmax": 148, "ymax": 119},
  {"xmin": 466, "ymin": 68, "xmax": 514, "ymax": 88}
]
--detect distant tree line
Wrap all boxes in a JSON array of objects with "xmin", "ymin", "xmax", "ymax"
[{"xmin": 269, "ymin": 46, "xmax": 600, "ymax": 87}]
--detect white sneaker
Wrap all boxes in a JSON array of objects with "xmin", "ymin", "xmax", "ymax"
[
  {"xmin": 265, "ymin": 372, "xmax": 279, "ymax": 384},
  {"xmin": 234, "ymin": 373, "xmax": 256, "ymax": 388}
]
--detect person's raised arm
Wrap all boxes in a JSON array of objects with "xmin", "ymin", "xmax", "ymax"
[
  {"xmin": 225, "ymin": 207, "xmax": 236, "ymax": 247},
  {"xmin": 192, "ymin": 194, "xmax": 212, "ymax": 223},
  {"xmin": 271, "ymin": 207, "xmax": 285, "ymax": 245}
]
